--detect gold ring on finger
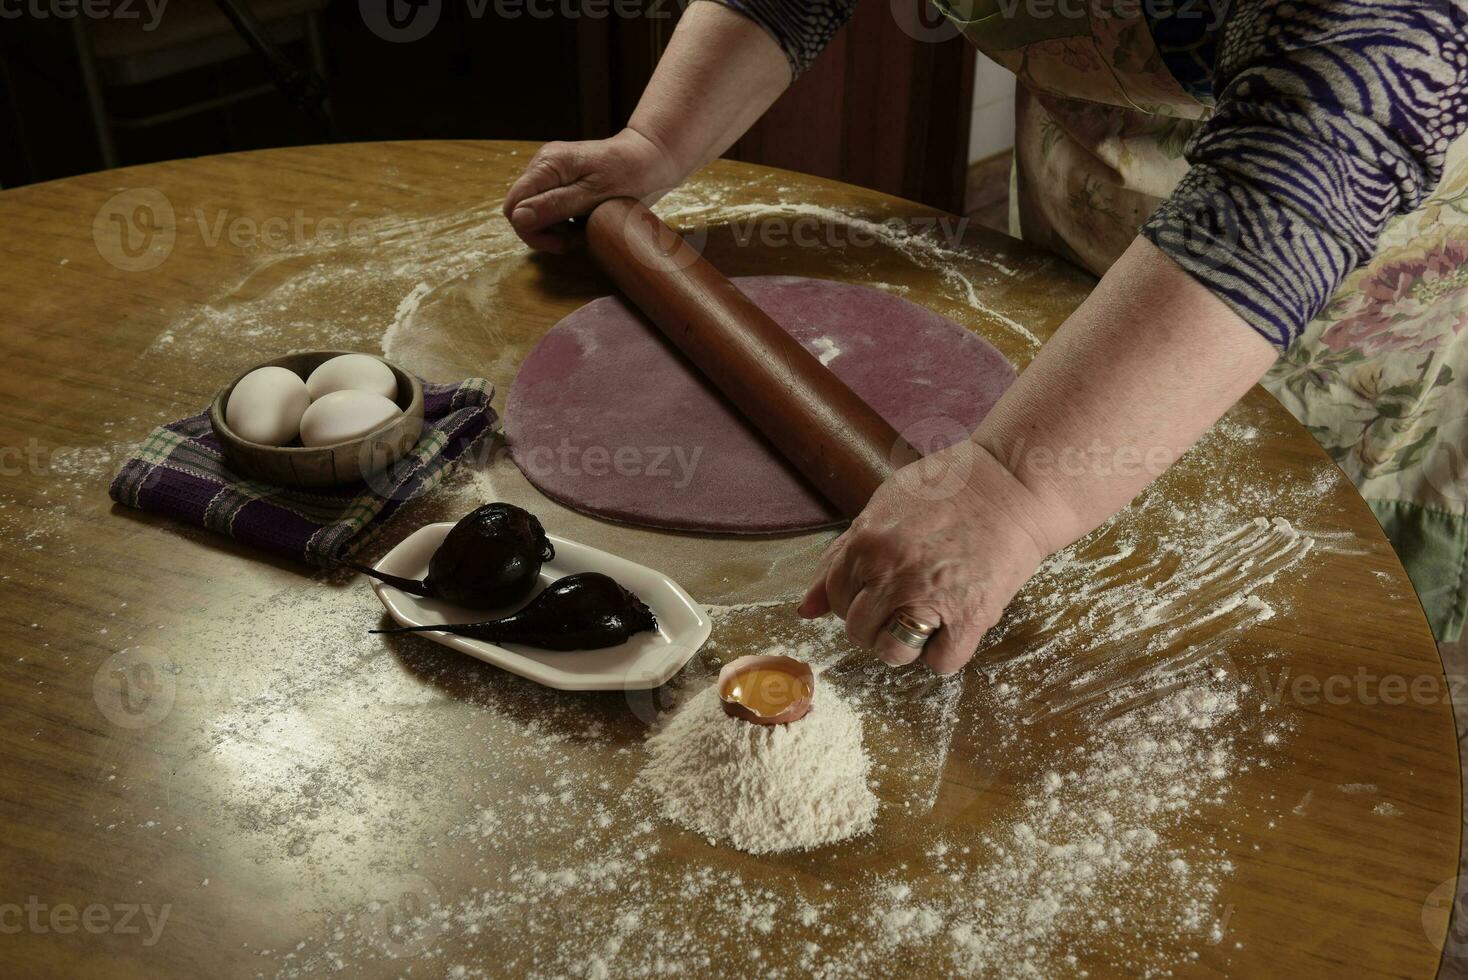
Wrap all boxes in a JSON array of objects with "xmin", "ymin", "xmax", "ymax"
[{"xmin": 885, "ymin": 611, "xmax": 940, "ymax": 650}]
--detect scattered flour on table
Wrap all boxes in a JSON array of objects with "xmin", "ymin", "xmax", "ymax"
[
  {"xmin": 31, "ymin": 403, "xmax": 1360, "ymax": 979},
  {"xmin": 651, "ymin": 187, "xmax": 1044, "ymax": 351},
  {"xmin": 384, "ymin": 281, "xmax": 434, "ymax": 358},
  {"xmin": 642, "ymin": 680, "xmax": 876, "ymax": 854},
  {"xmin": 860, "ymin": 685, "xmax": 1244, "ymax": 976},
  {"xmin": 14, "ymin": 170, "xmax": 1407, "ymax": 978},
  {"xmin": 139, "ymin": 199, "xmax": 524, "ymax": 394}
]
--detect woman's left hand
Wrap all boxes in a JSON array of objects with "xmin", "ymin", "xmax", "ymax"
[{"xmin": 797, "ymin": 440, "xmax": 1059, "ymax": 674}]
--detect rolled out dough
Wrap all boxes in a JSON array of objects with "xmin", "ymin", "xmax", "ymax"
[{"xmin": 505, "ymin": 276, "xmax": 1016, "ymax": 534}]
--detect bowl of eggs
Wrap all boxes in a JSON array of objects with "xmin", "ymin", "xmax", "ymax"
[{"xmin": 209, "ymin": 351, "xmax": 425, "ymax": 488}]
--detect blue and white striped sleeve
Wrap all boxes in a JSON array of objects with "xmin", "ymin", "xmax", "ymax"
[
  {"xmin": 1140, "ymin": 0, "xmax": 1468, "ymax": 351},
  {"xmin": 698, "ymin": 0, "xmax": 859, "ymax": 77}
]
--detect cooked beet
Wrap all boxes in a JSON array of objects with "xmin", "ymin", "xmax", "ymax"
[
  {"xmin": 371, "ymin": 572, "xmax": 657, "ymax": 651},
  {"xmin": 349, "ymin": 503, "xmax": 554, "ymax": 609}
]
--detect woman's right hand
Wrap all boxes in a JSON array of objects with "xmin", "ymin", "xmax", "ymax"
[{"xmin": 502, "ymin": 128, "xmax": 680, "ymax": 252}]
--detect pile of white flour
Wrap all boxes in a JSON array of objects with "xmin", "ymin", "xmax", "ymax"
[{"xmin": 642, "ymin": 681, "xmax": 877, "ymax": 854}]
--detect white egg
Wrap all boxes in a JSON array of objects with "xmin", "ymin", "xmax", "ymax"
[
  {"xmin": 225, "ymin": 366, "xmax": 310, "ymax": 446},
  {"xmin": 298, "ymin": 390, "xmax": 403, "ymax": 448},
  {"xmin": 305, "ymin": 354, "xmax": 398, "ymax": 401}
]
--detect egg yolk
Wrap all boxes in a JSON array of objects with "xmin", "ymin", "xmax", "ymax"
[{"xmin": 723, "ymin": 668, "xmax": 811, "ymax": 718}]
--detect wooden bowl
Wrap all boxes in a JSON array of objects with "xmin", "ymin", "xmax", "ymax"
[{"xmin": 209, "ymin": 351, "xmax": 424, "ymax": 489}]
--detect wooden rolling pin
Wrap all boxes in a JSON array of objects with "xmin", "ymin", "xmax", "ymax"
[{"xmin": 584, "ymin": 198, "xmax": 919, "ymax": 519}]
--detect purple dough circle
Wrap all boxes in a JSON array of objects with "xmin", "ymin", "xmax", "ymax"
[{"xmin": 506, "ymin": 276, "xmax": 1017, "ymax": 534}]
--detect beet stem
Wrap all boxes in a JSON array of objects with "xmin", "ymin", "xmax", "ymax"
[
  {"xmin": 343, "ymin": 560, "xmax": 433, "ymax": 598},
  {"xmin": 369, "ymin": 623, "xmax": 491, "ymax": 636}
]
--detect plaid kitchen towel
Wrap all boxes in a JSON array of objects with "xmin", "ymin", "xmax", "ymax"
[{"xmin": 109, "ymin": 378, "xmax": 496, "ymax": 565}]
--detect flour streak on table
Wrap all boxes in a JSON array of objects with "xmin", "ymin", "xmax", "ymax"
[{"xmin": 0, "ymin": 141, "xmax": 1455, "ymax": 979}]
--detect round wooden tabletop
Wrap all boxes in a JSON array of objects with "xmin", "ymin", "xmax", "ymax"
[{"xmin": 0, "ymin": 140, "xmax": 1458, "ymax": 978}]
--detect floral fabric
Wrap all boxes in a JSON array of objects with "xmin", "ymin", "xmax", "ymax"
[{"xmin": 1266, "ymin": 142, "xmax": 1468, "ymax": 637}]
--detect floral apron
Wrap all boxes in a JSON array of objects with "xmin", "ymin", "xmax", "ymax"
[{"xmin": 936, "ymin": 0, "xmax": 1468, "ymax": 641}]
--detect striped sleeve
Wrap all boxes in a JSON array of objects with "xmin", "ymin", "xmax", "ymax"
[
  {"xmin": 697, "ymin": 0, "xmax": 859, "ymax": 77},
  {"xmin": 1140, "ymin": 0, "xmax": 1468, "ymax": 351}
]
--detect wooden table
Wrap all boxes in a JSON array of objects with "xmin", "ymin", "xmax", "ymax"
[{"xmin": 0, "ymin": 141, "xmax": 1458, "ymax": 978}]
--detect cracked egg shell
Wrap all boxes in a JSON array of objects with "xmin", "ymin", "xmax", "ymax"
[{"xmin": 718, "ymin": 654, "xmax": 815, "ymax": 726}]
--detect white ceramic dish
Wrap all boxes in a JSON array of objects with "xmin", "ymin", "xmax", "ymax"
[{"xmin": 367, "ymin": 523, "xmax": 710, "ymax": 691}]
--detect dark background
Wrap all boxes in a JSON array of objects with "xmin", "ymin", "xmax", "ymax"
[{"xmin": 0, "ymin": 0, "xmax": 975, "ymax": 210}]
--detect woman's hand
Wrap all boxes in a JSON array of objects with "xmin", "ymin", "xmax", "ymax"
[
  {"xmin": 500, "ymin": 0, "xmax": 791, "ymax": 250},
  {"xmin": 798, "ymin": 441, "xmax": 1060, "ymax": 675},
  {"xmin": 797, "ymin": 240, "xmax": 1277, "ymax": 676},
  {"xmin": 501, "ymin": 2, "xmax": 792, "ymax": 251},
  {"xmin": 502, "ymin": 129, "xmax": 679, "ymax": 252}
]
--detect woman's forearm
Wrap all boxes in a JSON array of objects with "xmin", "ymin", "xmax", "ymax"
[
  {"xmin": 971, "ymin": 237, "xmax": 1278, "ymax": 555},
  {"xmin": 626, "ymin": 2, "xmax": 792, "ymax": 185}
]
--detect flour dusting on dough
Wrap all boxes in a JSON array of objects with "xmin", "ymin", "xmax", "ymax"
[{"xmin": 810, "ymin": 335, "xmax": 842, "ymax": 366}]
